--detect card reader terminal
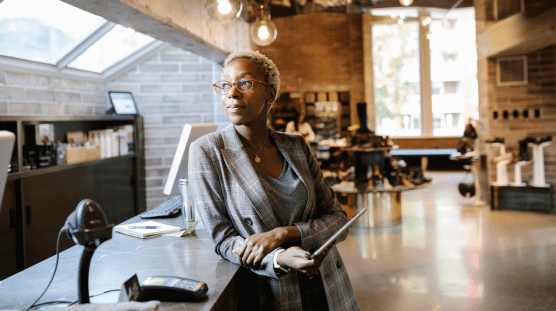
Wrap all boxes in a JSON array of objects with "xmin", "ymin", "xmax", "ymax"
[{"xmin": 140, "ymin": 276, "xmax": 208, "ymax": 302}]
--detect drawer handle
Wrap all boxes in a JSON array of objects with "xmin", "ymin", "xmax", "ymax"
[{"xmin": 25, "ymin": 205, "xmax": 31, "ymax": 225}]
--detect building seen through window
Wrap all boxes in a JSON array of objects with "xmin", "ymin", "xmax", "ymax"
[{"xmin": 371, "ymin": 8, "xmax": 478, "ymax": 137}]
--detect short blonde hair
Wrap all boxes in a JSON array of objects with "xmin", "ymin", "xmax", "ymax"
[{"xmin": 224, "ymin": 50, "xmax": 280, "ymax": 100}]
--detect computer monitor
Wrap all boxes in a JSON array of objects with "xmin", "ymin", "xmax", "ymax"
[
  {"xmin": 0, "ymin": 131, "xmax": 16, "ymax": 210},
  {"xmin": 163, "ymin": 123, "xmax": 218, "ymax": 196}
]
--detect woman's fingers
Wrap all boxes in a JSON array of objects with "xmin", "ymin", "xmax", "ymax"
[
  {"xmin": 235, "ymin": 241, "xmax": 264, "ymax": 268},
  {"xmin": 233, "ymin": 240, "xmax": 252, "ymax": 265},
  {"xmin": 287, "ymin": 247, "xmax": 309, "ymax": 259},
  {"xmin": 243, "ymin": 245, "xmax": 259, "ymax": 267}
]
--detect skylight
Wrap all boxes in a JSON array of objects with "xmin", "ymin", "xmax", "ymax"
[
  {"xmin": 0, "ymin": 0, "xmax": 104, "ymax": 64},
  {"xmin": 68, "ymin": 25, "xmax": 155, "ymax": 73},
  {"xmin": 0, "ymin": 0, "xmax": 158, "ymax": 77}
]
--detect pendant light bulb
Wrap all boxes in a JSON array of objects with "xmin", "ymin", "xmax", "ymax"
[
  {"xmin": 400, "ymin": 0, "xmax": 413, "ymax": 6},
  {"xmin": 258, "ymin": 25, "xmax": 270, "ymax": 39},
  {"xmin": 217, "ymin": 0, "xmax": 232, "ymax": 14},
  {"xmin": 205, "ymin": 0, "xmax": 242, "ymax": 24},
  {"xmin": 250, "ymin": 4, "xmax": 277, "ymax": 46}
]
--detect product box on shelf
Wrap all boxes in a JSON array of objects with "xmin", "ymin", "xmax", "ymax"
[{"xmin": 66, "ymin": 146, "xmax": 101, "ymax": 164}]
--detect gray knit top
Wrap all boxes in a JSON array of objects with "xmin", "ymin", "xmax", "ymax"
[{"xmin": 257, "ymin": 160, "xmax": 308, "ymax": 226}]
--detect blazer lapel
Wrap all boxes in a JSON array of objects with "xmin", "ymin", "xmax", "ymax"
[{"xmin": 220, "ymin": 125, "xmax": 281, "ymax": 231}]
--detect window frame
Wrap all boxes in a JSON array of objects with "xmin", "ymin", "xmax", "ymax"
[
  {"xmin": 0, "ymin": 0, "xmax": 166, "ymax": 82},
  {"xmin": 369, "ymin": 10, "xmax": 478, "ymax": 138}
]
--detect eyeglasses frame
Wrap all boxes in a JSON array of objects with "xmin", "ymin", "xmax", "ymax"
[{"xmin": 212, "ymin": 78, "xmax": 272, "ymax": 95}]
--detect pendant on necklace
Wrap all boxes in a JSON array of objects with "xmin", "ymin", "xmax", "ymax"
[{"xmin": 255, "ymin": 156, "xmax": 261, "ymax": 163}]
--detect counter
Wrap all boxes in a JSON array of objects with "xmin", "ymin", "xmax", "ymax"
[{"xmin": 0, "ymin": 214, "xmax": 251, "ymax": 310}]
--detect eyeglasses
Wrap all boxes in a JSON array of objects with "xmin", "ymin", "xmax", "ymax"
[{"xmin": 212, "ymin": 79, "xmax": 271, "ymax": 95}]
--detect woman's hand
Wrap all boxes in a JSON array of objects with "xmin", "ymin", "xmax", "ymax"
[
  {"xmin": 232, "ymin": 228, "xmax": 285, "ymax": 269},
  {"xmin": 277, "ymin": 245, "xmax": 331, "ymax": 277}
]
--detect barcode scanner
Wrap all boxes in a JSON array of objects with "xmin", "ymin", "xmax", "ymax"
[
  {"xmin": 63, "ymin": 199, "xmax": 113, "ymax": 247},
  {"xmin": 63, "ymin": 199, "xmax": 114, "ymax": 303}
]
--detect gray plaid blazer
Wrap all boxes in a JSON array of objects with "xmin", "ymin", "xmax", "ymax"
[{"xmin": 188, "ymin": 124, "xmax": 359, "ymax": 311}]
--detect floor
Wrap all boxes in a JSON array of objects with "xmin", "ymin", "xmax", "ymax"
[{"xmin": 337, "ymin": 171, "xmax": 556, "ymax": 311}]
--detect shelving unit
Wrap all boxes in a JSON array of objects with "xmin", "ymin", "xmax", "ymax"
[
  {"xmin": 304, "ymin": 91, "xmax": 351, "ymax": 140},
  {"xmin": 0, "ymin": 115, "xmax": 145, "ymax": 280}
]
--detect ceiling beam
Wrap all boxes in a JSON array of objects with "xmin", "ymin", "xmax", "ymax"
[
  {"xmin": 476, "ymin": 6, "xmax": 556, "ymax": 59},
  {"xmin": 357, "ymin": 0, "xmax": 473, "ymax": 10}
]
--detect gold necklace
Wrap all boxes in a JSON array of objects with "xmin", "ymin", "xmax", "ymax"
[{"xmin": 254, "ymin": 132, "xmax": 268, "ymax": 163}]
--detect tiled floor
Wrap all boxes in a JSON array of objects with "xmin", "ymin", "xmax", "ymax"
[{"xmin": 337, "ymin": 171, "xmax": 556, "ymax": 311}]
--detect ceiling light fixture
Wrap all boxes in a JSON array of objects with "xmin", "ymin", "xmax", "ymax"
[
  {"xmin": 399, "ymin": 0, "xmax": 413, "ymax": 6},
  {"xmin": 250, "ymin": 3, "xmax": 277, "ymax": 46},
  {"xmin": 205, "ymin": 0, "xmax": 243, "ymax": 23}
]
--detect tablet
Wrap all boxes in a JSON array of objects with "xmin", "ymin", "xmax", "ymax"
[
  {"xmin": 108, "ymin": 91, "xmax": 139, "ymax": 115},
  {"xmin": 310, "ymin": 207, "xmax": 368, "ymax": 259}
]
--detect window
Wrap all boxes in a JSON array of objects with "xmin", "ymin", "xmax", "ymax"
[
  {"xmin": 430, "ymin": 11, "xmax": 478, "ymax": 136},
  {"xmin": 0, "ymin": 0, "xmax": 158, "ymax": 77},
  {"xmin": 496, "ymin": 56, "xmax": 527, "ymax": 86},
  {"xmin": 68, "ymin": 25, "xmax": 155, "ymax": 73},
  {"xmin": 372, "ymin": 21, "xmax": 421, "ymax": 136},
  {"xmin": 444, "ymin": 81, "xmax": 460, "ymax": 94},
  {"xmin": 371, "ymin": 7, "xmax": 478, "ymax": 137},
  {"xmin": 0, "ymin": 0, "xmax": 104, "ymax": 64},
  {"xmin": 442, "ymin": 51, "xmax": 458, "ymax": 62}
]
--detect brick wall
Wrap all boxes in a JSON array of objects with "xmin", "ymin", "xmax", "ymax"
[
  {"xmin": 0, "ymin": 72, "xmax": 107, "ymax": 116},
  {"xmin": 0, "ymin": 46, "xmax": 224, "ymax": 211},
  {"xmin": 474, "ymin": 0, "xmax": 495, "ymax": 33},
  {"xmin": 483, "ymin": 46, "xmax": 556, "ymax": 187},
  {"xmin": 258, "ymin": 13, "xmax": 364, "ymax": 123},
  {"xmin": 109, "ymin": 46, "xmax": 224, "ymax": 209}
]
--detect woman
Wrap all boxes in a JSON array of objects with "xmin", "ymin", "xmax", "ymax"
[
  {"xmin": 285, "ymin": 111, "xmax": 316, "ymax": 143},
  {"xmin": 188, "ymin": 50, "xmax": 359, "ymax": 311}
]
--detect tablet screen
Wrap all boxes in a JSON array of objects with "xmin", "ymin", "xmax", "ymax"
[{"xmin": 310, "ymin": 207, "xmax": 367, "ymax": 259}]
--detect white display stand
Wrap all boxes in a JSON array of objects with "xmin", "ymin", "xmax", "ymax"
[
  {"xmin": 490, "ymin": 142, "xmax": 511, "ymax": 187},
  {"xmin": 529, "ymin": 141, "xmax": 552, "ymax": 187},
  {"xmin": 470, "ymin": 156, "xmax": 487, "ymax": 206},
  {"xmin": 511, "ymin": 160, "xmax": 530, "ymax": 187}
]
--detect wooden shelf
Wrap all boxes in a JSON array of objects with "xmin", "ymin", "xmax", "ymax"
[
  {"xmin": 6, "ymin": 154, "xmax": 136, "ymax": 181},
  {"xmin": 0, "ymin": 115, "xmax": 145, "ymax": 280}
]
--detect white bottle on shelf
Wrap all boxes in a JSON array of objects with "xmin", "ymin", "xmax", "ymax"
[
  {"xmin": 112, "ymin": 131, "xmax": 119, "ymax": 157},
  {"xmin": 99, "ymin": 131, "xmax": 107, "ymax": 158}
]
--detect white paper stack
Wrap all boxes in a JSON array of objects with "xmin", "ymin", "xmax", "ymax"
[{"xmin": 115, "ymin": 220, "xmax": 181, "ymax": 239}]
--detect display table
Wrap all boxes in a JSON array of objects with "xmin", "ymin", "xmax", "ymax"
[
  {"xmin": 326, "ymin": 143, "xmax": 432, "ymax": 228},
  {"xmin": 0, "ymin": 214, "xmax": 255, "ymax": 311},
  {"xmin": 341, "ymin": 146, "xmax": 393, "ymax": 194},
  {"xmin": 332, "ymin": 182, "xmax": 427, "ymax": 229}
]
